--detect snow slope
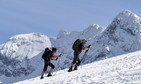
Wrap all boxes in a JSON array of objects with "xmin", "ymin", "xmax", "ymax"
[{"xmin": 14, "ymin": 50, "xmax": 141, "ymax": 84}]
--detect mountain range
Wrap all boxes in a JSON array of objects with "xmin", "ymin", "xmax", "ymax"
[{"xmin": 0, "ymin": 10, "xmax": 141, "ymax": 84}]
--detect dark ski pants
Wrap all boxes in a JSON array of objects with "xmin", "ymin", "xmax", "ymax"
[
  {"xmin": 43, "ymin": 61, "xmax": 55, "ymax": 72},
  {"xmin": 72, "ymin": 51, "xmax": 81, "ymax": 66}
]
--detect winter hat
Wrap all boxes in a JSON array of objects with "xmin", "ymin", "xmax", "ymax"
[
  {"xmin": 52, "ymin": 47, "xmax": 57, "ymax": 51},
  {"xmin": 82, "ymin": 39, "xmax": 87, "ymax": 42}
]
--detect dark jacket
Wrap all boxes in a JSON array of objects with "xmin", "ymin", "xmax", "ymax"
[
  {"xmin": 76, "ymin": 43, "xmax": 84, "ymax": 53},
  {"xmin": 45, "ymin": 51, "xmax": 54, "ymax": 61}
]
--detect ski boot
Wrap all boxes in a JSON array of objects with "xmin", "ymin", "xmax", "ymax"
[
  {"xmin": 47, "ymin": 72, "xmax": 52, "ymax": 77},
  {"xmin": 68, "ymin": 66, "xmax": 73, "ymax": 72},
  {"xmin": 74, "ymin": 65, "xmax": 78, "ymax": 71},
  {"xmin": 40, "ymin": 76, "xmax": 44, "ymax": 79}
]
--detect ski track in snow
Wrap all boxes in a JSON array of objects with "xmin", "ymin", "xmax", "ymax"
[{"xmin": 14, "ymin": 50, "xmax": 141, "ymax": 84}]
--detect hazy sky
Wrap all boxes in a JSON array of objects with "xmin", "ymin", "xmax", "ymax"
[{"xmin": 0, "ymin": 0, "xmax": 141, "ymax": 44}]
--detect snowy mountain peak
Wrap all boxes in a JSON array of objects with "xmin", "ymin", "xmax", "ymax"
[
  {"xmin": 87, "ymin": 24, "xmax": 100, "ymax": 29},
  {"xmin": 95, "ymin": 10, "xmax": 141, "ymax": 59},
  {"xmin": 0, "ymin": 33, "xmax": 51, "ymax": 77},
  {"xmin": 0, "ymin": 32, "xmax": 51, "ymax": 61},
  {"xmin": 57, "ymin": 30, "xmax": 70, "ymax": 39},
  {"xmin": 9, "ymin": 33, "xmax": 42, "ymax": 39},
  {"xmin": 117, "ymin": 10, "xmax": 140, "ymax": 19},
  {"xmin": 104, "ymin": 10, "xmax": 141, "ymax": 37},
  {"xmin": 83, "ymin": 24, "xmax": 104, "ymax": 33}
]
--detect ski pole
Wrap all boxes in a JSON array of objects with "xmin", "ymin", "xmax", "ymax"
[
  {"xmin": 56, "ymin": 54, "xmax": 62, "ymax": 60},
  {"xmin": 55, "ymin": 54, "xmax": 62, "ymax": 69},
  {"xmin": 80, "ymin": 45, "xmax": 91, "ymax": 63}
]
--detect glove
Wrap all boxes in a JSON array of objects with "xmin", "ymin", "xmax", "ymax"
[
  {"xmin": 59, "ymin": 54, "xmax": 62, "ymax": 57},
  {"xmin": 88, "ymin": 45, "xmax": 91, "ymax": 48},
  {"xmin": 56, "ymin": 57, "xmax": 58, "ymax": 61},
  {"xmin": 85, "ymin": 50, "xmax": 88, "ymax": 53}
]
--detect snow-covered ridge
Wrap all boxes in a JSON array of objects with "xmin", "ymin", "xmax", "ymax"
[
  {"xmin": 0, "ymin": 33, "xmax": 51, "ymax": 61},
  {"xmin": 0, "ymin": 33, "xmax": 51, "ymax": 77},
  {"xmin": 14, "ymin": 50, "xmax": 141, "ymax": 84},
  {"xmin": 56, "ymin": 24, "xmax": 105, "ymax": 40}
]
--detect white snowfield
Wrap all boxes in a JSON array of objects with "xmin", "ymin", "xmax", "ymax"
[{"xmin": 15, "ymin": 50, "xmax": 141, "ymax": 84}]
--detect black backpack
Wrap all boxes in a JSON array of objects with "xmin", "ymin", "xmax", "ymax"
[
  {"xmin": 42, "ymin": 48, "xmax": 51, "ymax": 60},
  {"xmin": 72, "ymin": 39, "xmax": 82, "ymax": 51}
]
